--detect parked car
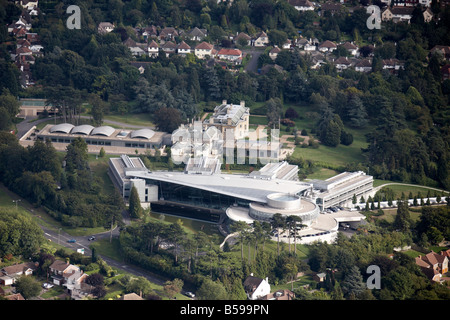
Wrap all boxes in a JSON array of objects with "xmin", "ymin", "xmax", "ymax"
[
  {"xmin": 42, "ymin": 283, "xmax": 54, "ymax": 289},
  {"xmin": 67, "ymin": 239, "xmax": 76, "ymax": 243},
  {"xmin": 88, "ymin": 236, "xmax": 96, "ymax": 241},
  {"xmin": 185, "ymin": 292, "xmax": 195, "ymax": 298}
]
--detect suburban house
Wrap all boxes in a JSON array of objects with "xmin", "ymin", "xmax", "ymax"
[
  {"xmin": 382, "ymin": 58, "xmax": 405, "ymax": 73},
  {"xmin": 423, "ymin": 8, "xmax": 434, "ymax": 22},
  {"xmin": 159, "ymin": 27, "xmax": 178, "ymax": 42},
  {"xmin": 318, "ymin": 40, "xmax": 337, "ymax": 52},
  {"xmin": 97, "ymin": 22, "xmax": 114, "ymax": 34},
  {"xmin": 355, "ymin": 59, "xmax": 372, "ymax": 72},
  {"xmin": 269, "ymin": 46, "xmax": 281, "ymax": 60},
  {"xmin": 188, "ymin": 27, "xmax": 207, "ymax": 41},
  {"xmin": 161, "ymin": 41, "xmax": 177, "ymax": 56},
  {"xmin": 235, "ymin": 32, "xmax": 252, "ymax": 46},
  {"xmin": 415, "ymin": 251, "xmax": 449, "ymax": 283},
  {"xmin": 288, "ymin": 0, "xmax": 315, "ymax": 11},
  {"xmin": 261, "ymin": 289, "xmax": 295, "ymax": 300},
  {"xmin": 243, "ymin": 275, "xmax": 271, "ymax": 300},
  {"xmin": 0, "ymin": 262, "xmax": 38, "ymax": 286},
  {"xmin": 382, "ymin": 7, "xmax": 414, "ymax": 23},
  {"xmin": 334, "ymin": 56, "xmax": 352, "ymax": 71},
  {"xmin": 194, "ymin": 41, "xmax": 214, "ymax": 59},
  {"xmin": 341, "ymin": 41, "xmax": 358, "ymax": 56},
  {"xmin": 177, "ymin": 41, "xmax": 191, "ymax": 56},
  {"xmin": 217, "ymin": 48, "xmax": 243, "ymax": 62},
  {"xmin": 148, "ymin": 40, "xmax": 159, "ymax": 58},
  {"xmin": 141, "ymin": 25, "xmax": 158, "ymax": 41},
  {"xmin": 320, "ymin": 2, "xmax": 343, "ymax": 16},
  {"xmin": 123, "ymin": 37, "xmax": 146, "ymax": 56},
  {"xmin": 282, "ymin": 39, "xmax": 292, "ymax": 50},
  {"xmin": 253, "ymin": 31, "xmax": 269, "ymax": 47},
  {"xmin": 49, "ymin": 260, "xmax": 91, "ymax": 299}
]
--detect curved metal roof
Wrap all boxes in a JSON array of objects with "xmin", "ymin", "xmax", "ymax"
[
  {"xmin": 71, "ymin": 124, "xmax": 94, "ymax": 135},
  {"xmin": 50, "ymin": 123, "xmax": 74, "ymax": 134},
  {"xmin": 91, "ymin": 126, "xmax": 115, "ymax": 137},
  {"xmin": 130, "ymin": 128, "xmax": 155, "ymax": 140}
]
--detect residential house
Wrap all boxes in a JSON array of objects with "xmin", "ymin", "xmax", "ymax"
[
  {"xmin": 288, "ymin": 0, "xmax": 315, "ymax": 11},
  {"xmin": 382, "ymin": 58, "xmax": 404, "ymax": 73},
  {"xmin": 354, "ymin": 59, "xmax": 372, "ymax": 72},
  {"xmin": 235, "ymin": 32, "xmax": 252, "ymax": 46},
  {"xmin": 148, "ymin": 40, "xmax": 159, "ymax": 58},
  {"xmin": 261, "ymin": 289, "xmax": 295, "ymax": 300},
  {"xmin": 320, "ymin": 2, "xmax": 343, "ymax": 16},
  {"xmin": 5, "ymin": 293, "xmax": 26, "ymax": 300},
  {"xmin": 341, "ymin": 41, "xmax": 358, "ymax": 56},
  {"xmin": 15, "ymin": 0, "xmax": 39, "ymax": 10},
  {"xmin": 334, "ymin": 56, "xmax": 352, "ymax": 71},
  {"xmin": 269, "ymin": 46, "xmax": 281, "ymax": 60},
  {"xmin": 382, "ymin": 7, "xmax": 414, "ymax": 23},
  {"xmin": 243, "ymin": 275, "xmax": 271, "ymax": 300},
  {"xmin": 282, "ymin": 39, "xmax": 292, "ymax": 50},
  {"xmin": 177, "ymin": 41, "xmax": 191, "ymax": 56},
  {"xmin": 415, "ymin": 251, "xmax": 448, "ymax": 282},
  {"xmin": 98, "ymin": 22, "xmax": 115, "ymax": 34},
  {"xmin": 217, "ymin": 48, "xmax": 243, "ymax": 62},
  {"xmin": 194, "ymin": 42, "xmax": 214, "ymax": 59},
  {"xmin": 141, "ymin": 26, "xmax": 158, "ymax": 41},
  {"xmin": 0, "ymin": 262, "xmax": 38, "ymax": 286},
  {"xmin": 159, "ymin": 27, "xmax": 178, "ymax": 42},
  {"xmin": 188, "ymin": 27, "xmax": 207, "ymax": 41},
  {"xmin": 161, "ymin": 41, "xmax": 177, "ymax": 56},
  {"xmin": 253, "ymin": 31, "xmax": 269, "ymax": 47},
  {"xmin": 49, "ymin": 260, "xmax": 90, "ymax": 299},
  {"xmin": 318, "ymin": 40, "xmax": 337, "ymax": 52},
  {"xmin": 119, "ymin": 292, "xmax": 144, "ymax": 300},
  {"xmin": 309, "ymin": 52, "xmax": 326, "ymax": 69},
  {"xmin": 123, "ymin": 38, "xmax": 146, "ymax": 56}
]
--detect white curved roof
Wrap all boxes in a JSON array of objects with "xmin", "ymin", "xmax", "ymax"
[
  {"xmin": 71, "ymin": 125, "xmax": 94, "ymax": 135},
  {"xmin": 91, "ymin": 126, "xmax": 115, "ymax": 137},
  {"xmin": 130, "ymin": 128, "xmax": 155, "ymax": 140},
  {"xmin": 50, "ymin": 123, "xmax": 74, "ymax": 134}
]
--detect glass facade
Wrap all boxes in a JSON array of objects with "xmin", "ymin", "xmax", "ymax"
[{"xmin": 146, "ymin": 180, "xmax": 251, "ymax": 211}]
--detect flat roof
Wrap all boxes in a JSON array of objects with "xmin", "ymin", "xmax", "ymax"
[{"xmin": 124, "ymin": 170, "xmax": 311, "ymax": 203}]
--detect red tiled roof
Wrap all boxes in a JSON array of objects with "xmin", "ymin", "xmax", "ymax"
[{"xmin": 217, "ymin": 48, "xmax": 242, "ymax": 56}]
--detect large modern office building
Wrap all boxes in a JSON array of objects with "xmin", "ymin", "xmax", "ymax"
[
  {"xmin": 311, "ymin": 171, "xmax": 373, "ymax": 210},
  {"xmin": 108, "ymin": 155, "xmax": 368, "ymax": 243}
]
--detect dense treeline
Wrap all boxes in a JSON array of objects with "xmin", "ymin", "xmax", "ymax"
[
  {"xmin": 0, "ymin": 133, "xmax": 124, "ymax": 228},
  {"xmin": 0, "ymin": 208, "xmax": 44, "ymax": 258}
]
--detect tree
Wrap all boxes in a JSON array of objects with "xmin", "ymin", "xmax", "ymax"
[
  {"xmin": 153, "ymin": 107, "xmax": 182, "ymax": 133},
  {"xmin": 271, "ymin": 213, "xmax": 286, "ymax": 257},
  {"xmin": 129, "ymin": 185, "xmax": 143, "ymax": 219},
  {"xmin": 232, "ymin": 221, "xmax": 252, "ymax": 261},
  {"xmin": 125, "ymin": 276, "xmax": 153, "ymax": 298},
  {"xmin": 268, "ymin": 29, "xmax": 288, "ymax": 47},
  {"xmin": 196, "ymin": 278, "xmax": 228, "ymax": 300},
  {"xmin": 265, "ymin": 97, "xmax": 283, "ymax": 127},
  {"xmin": 347, "ymin": 95, "xmax": 368, "ymax": 128},
  {"xmin": 394, "ymin": 201, "xmax": 411, "ymax": 232},
  {"xmin": 15, "ymin": 276, "xmax": 42, "ymax": 299},
  {"xmin": 341, "ymin": 265, "xmax": 366, "ymax": 299},
  {"xmin": 163, "ymin": 278, "xmax": 184, "ymax": 299}
]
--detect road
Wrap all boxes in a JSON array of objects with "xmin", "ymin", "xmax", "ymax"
[{"xmin": 243, "ymin": 48, "xmax": 264, "ymax": 73}]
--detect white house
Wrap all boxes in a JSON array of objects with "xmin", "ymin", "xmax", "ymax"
[
  {"xmin": 288, "ymin": 0, "xmax": 315, "ymax": 11},
  {"xmin": 177, "ymin": 41, "xmax": 191, "ymax": 56},
  {"xmin": 194, "ymin": 41, "xmax": 214, "ymax": 59},
  {"xmin": 253, "ymin": 31, "xmax": 269, "ymax": 47},
  {"xmin": 0, "ymin": 262, "xmax": 38, "ymax": 286},
  {"xmin": 318, "ymin": 40, "xmax": 337, "ymax": 52},
  {"xmin": 217, "ymin": 48, "xmax": 243, "ymax": 62},
  {"xmin": 243, "ymin": 275, "xmax": 271, "ymax": 300},
  {"xmin": 148, "ymin": 40, "xmax": 159, "ymax": 58}
]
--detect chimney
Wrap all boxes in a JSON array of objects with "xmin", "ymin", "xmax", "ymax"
[
  {"xmin": 222, "ymin": 100, "xmax": 227, "ymax": 105},
  {"xmin": 240, "ymin": 100, "xmax": 245, "ymax": 108}
]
